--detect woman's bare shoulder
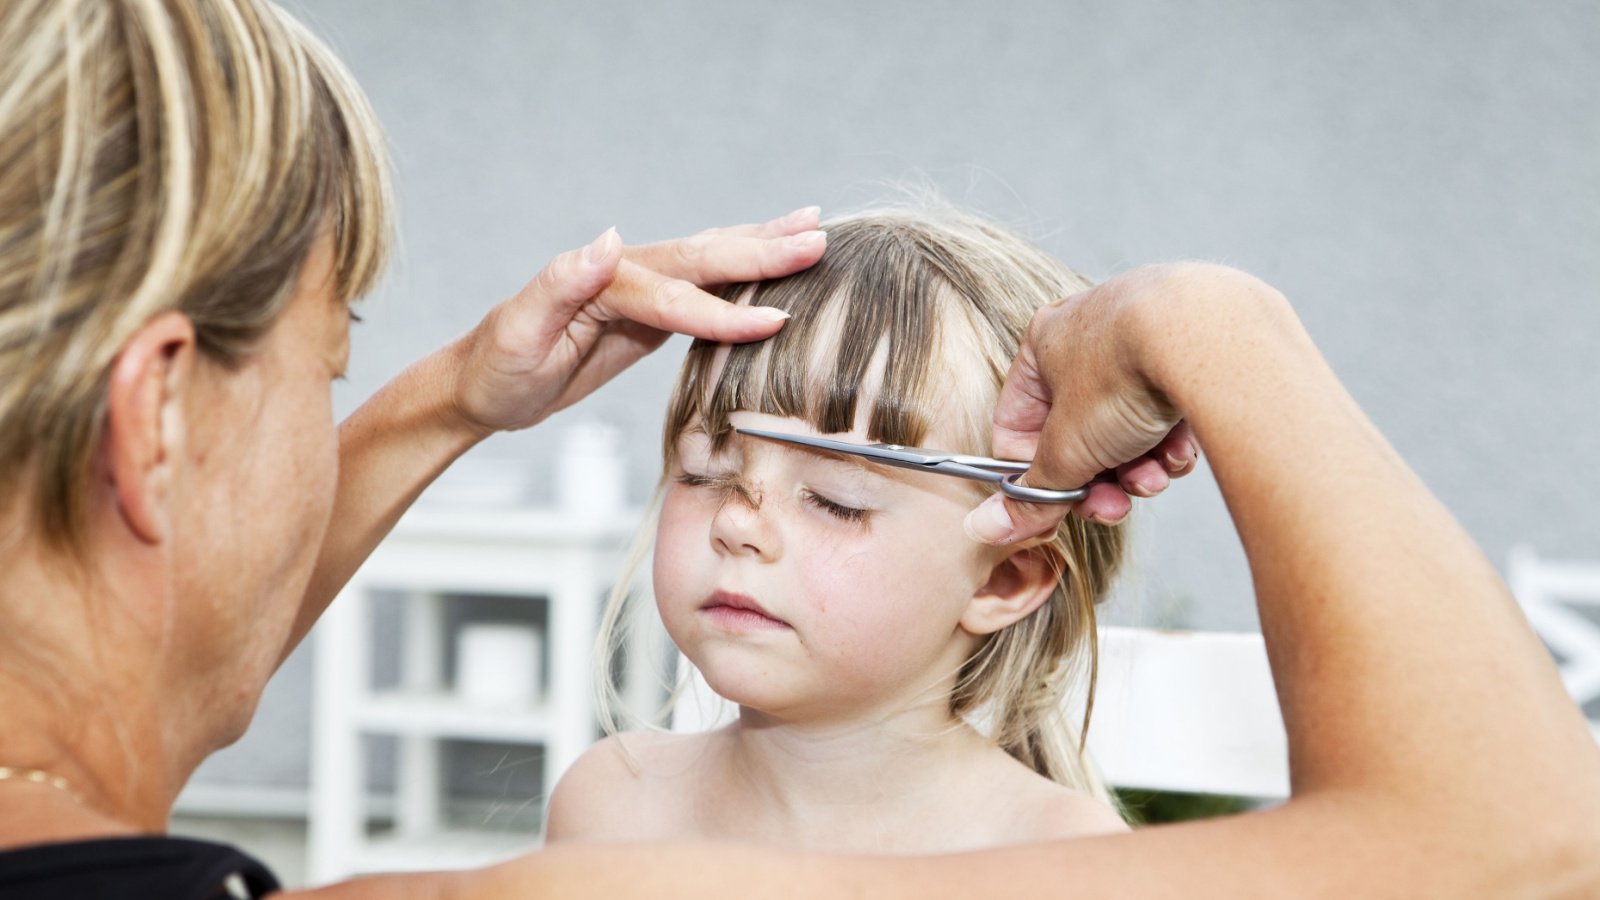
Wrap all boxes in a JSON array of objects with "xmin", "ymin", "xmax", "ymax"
[{"xmin": 542, "ymin": 730, "xmax": 717, "ymax": 843}]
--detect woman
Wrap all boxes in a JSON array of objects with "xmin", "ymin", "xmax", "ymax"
[
  {"xmin": 0, "ymin": 1, "xmax": 1594, "ymax": 898},
  {"xmin": 0, "ymin": 0, "xmax": 818, "ymax": 893}
]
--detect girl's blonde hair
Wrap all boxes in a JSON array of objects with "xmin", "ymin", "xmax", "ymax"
[
  {"xmin": 0, "ymin": 0, "xmax": 393, "ymax": 550},
  {"xmin": 598, "ymin": 204, "xmax": 1125, "ymax": 802}
]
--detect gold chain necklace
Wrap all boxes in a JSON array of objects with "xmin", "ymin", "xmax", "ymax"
[{"xmin": 0, "ymin": 766, "xmax": 85, "ymax": 805}]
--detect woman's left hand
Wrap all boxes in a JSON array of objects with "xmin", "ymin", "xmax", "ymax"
[{"xmin": 447, "ymin": 207, "xmax": 826, "ymax": 436}]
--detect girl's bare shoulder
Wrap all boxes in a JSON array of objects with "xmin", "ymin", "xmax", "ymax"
[
  {"xmin": 974, "ymin": 749, "xmax": 1132, "ymax": 844},
  {"xmin": 543, "ymin": 730, "xmax": 718, "ymax": 843},
  {"xmin": 1016, "ymin": 782, "xmax": 1132, "ymax": 841}
]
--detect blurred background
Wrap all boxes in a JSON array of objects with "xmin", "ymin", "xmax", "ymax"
[{"xmin": 176, "ymin": 0, "xmax": 1598, "ymax": 886}]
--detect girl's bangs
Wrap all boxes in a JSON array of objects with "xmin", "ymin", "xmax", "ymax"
[{"xmin": 674, "ymin": 221, "xmax": 961, "ymax": 454}]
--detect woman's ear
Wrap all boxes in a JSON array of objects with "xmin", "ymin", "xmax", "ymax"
[
  {"xmin": 104, "ymin": 311, "xmax": 197, "ymax": 545},
  {"xmin": 960, "ymin": 543, "xmax": 1061, "ymax": 636}
]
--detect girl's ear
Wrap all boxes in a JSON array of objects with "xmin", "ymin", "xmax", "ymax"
[{"xmin": 960, "ymin": 544, "xmax": 1060, "ymax": 636}]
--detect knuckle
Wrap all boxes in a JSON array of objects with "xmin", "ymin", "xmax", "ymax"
[
  {"xmin": 652, "ymin": 277, "xmax": 694, "ymax": 311},
  {"xmin": 533, "ymin": 255, "xmax": 568, "ymax": 295},
  {"xmin": 673, "ymin": 234, "xmax": 713, "ymax": 271},
  {"xmin": 1024, "ymin": 306, "xmax": 1057, "ymax": 345}
]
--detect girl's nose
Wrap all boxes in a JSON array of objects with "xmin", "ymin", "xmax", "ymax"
[{"xmin": 709, "ymin": 481, "xmax": 780, "ymax": 561}]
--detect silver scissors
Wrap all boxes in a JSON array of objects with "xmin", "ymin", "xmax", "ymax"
[{"xmin": 734, "ymin": 427, "xmax": 1087, "ymax": 503}]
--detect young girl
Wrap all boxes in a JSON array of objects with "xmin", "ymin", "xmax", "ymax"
[{"xmin": 545, "ymin": 205, "xmax": 1133, "ymax": 851}]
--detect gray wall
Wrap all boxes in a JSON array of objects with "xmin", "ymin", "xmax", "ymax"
[{"xmin": 193, "ymin": 0, "xmax": 1599, "ymax": 792}]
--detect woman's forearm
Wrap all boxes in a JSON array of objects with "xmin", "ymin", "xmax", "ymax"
[
  {"xmin": 283, "ymin": 340, "xmax": 486, "ymax": 662},
  {"xmin": 1137, "ymin": 269, "xmax": 1600, "ymax": 837}
]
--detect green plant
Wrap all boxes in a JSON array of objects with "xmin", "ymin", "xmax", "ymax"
[{"xmin": 1115, "ymin": 788, "xmax": 1253, "ymax": 826}]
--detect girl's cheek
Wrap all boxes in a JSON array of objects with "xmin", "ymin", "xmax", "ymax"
[
  {"xmin": 795, "ymin": 533, "xmax": 905, "ymax": 627},
  {"xmin": 787, "ymin": 527, "xmax": 852, "ymax": 615},
  {"xmin": 654, "ymin": 491, "xmax": 708, "ymax": 598}
]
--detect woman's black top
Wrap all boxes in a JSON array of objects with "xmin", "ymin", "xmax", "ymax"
[{"xmin": 0, "ymin": 836, "xmax": 280, "ymax": 899}]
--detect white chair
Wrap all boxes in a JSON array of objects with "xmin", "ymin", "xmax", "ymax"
[
  {"xmin": 1508, "ymin": 544, "xmax": 1600, "ymax": 742},
  {"xmin": 1087, "ymin": 627, "xmax": 1287, "ymax": 798},
  {"xmin": 672, "ymin": 626, "xmax": 1291, "ymax": 800}
]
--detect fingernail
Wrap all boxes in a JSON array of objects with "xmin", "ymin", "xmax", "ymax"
[
  {"xmin": 785, "ymin": 230, "xmax": 827, "ymax": 250},
  {"xmin": 787, "ymin": 205, "xmax": 821, "ymax": 223},
  {"xmin": 1085, "ymin": 509, "xmax": 1127, "ymax": 527},
  {"xmin": 963, "ymin": 495, "xmax": 1014, "ymax": 544},
  {"xmin": 583, "ymin": 227, "xmax": 619, "ymax": 265},
  {"xmin": 1132, "ymin": 470, "xmax": 1169, "ymax": 497},
  {"xmin": 750, "ymin": 306, "xmax": 791, "ymax": 323},
  {"xmin": 1164, "ymin": 443, "xmax": 1195, "ymax": 471}
]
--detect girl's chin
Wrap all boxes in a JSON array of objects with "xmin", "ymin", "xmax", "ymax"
[{"xmin": 692, "ymin": 656, "xmax": 804, "ymax": 713}]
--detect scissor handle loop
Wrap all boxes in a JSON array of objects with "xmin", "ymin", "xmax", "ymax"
[{"xmin": 999, "ymin": 474, "xmax": 1087, "ymax": 504}]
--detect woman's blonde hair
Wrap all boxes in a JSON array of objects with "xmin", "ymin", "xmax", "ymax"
[
  {"xmin": 597, "ymin": 204, "xmax": 1126, "ymax": 802},
  {"xmin": 0, "ymin": 0, "xmax": 393, "ymax": 550}
]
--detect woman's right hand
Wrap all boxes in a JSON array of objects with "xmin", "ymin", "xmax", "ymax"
[
  {"xmin": 445, "ymin": 208, "xmax": 826, "ymax": 439},
  {"xmin": 964, "ymin": 263, "xmax": 1275, "ymax": 544}
]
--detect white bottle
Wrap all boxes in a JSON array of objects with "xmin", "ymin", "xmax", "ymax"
[
  {"xmin": 456, "ymin": 622, "xmax": 542, "ymax": 709},
  {"xmin": 556, "ymin": 421, "xmax": 625, "ymax": 520}
]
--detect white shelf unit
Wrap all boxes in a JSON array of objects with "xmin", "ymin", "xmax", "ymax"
[{"xmin": 308, "ymin": 505, "xmax": 640, "ymax": 884}]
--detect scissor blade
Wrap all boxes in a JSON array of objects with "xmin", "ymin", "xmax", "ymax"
[
  {"xmin": 733, "ymin": 427, "xmax": 1083, "ymax": 503},
  {"xmin": 894, "ymin": 449, "xmax": 1031, "ymax": 474},
  {"xmin": 732, "ymin": 428, "xmax": 934, "ymax": 467},
  {"xmin": 732, "ymin": 428, "xmax": 1029, "ymax": 473}
]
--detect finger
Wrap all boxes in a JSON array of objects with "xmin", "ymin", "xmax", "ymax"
[
  {"xmin": 1010, "ymin": 396, "xmax": 1124, "ymax": 500},
  {"xmin": 965, "ymin": 471, "xmax": 1141, "ymax": 545},
  {"xmin": 697, "ymin": 206, "xmax": 821, "ymax": 239},
  {"xmin": 593, "ymin": 259, "xmax": 791, "ymax": 343},
  {"xmin": 964, "ymin": 493, "xmax": 1069, "ymax": 546},
  {"xmin": 1075, "ymin": 480, "xmax": 1134, "ymax": 525},
  {"xmin": 624, "ymin": 230, "xmax": 827, "ymax": 287},
  {"xmin": 990, "ymin": 340, "xmax": 1052, "ymax": 462},
  {"xmin": 1116, "ymin": 456, "xmax": 1170, "ymax": 498},
  {"xmin": 507, "ymin": 228, "xmax": 626, "ymax": 351},
  {"xmin": 546, "ymin": 320, "xmax": 673, "ymax": 416},
  {"xmin": 1152, "ymin": 420, "xmax": 1200, "ymax": 476}
]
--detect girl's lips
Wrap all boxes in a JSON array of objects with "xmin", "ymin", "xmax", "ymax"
[{"xmin": 700, "ymin": 591, "xmax": 790, "ymax": 630}]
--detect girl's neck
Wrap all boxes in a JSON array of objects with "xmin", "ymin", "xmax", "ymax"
[{"xmin": 709, "ymin": 702, "xmax": 997, "ymax": 850}]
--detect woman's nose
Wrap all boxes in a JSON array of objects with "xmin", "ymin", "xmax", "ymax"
[{"xmin": 709, "ymin": 481, "xmax": 780, "ymax": 561}]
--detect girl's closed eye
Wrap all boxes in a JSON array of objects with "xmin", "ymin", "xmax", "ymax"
[
  {"xmin": 675, "ymin": 472, "xmax": 722, "ymax": 489},
  {"xmin": 801, "ymin": 488, "xmax": 870, "ymax": 524},
  {"xmin": 676, "ymin": 470, "xmax": 751, "ymax": 502},
  {"xmin": 680, "ymin": 469, "xmax": 872, "ymax": 524}
]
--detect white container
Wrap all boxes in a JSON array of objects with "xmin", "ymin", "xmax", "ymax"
[
  {"xmin": 557, "ymin": 421, "xmax": 626, "ymax": 519},
  {"xmin": 455, "ymin": 622, "xmax": 542, "ymax": 709}
]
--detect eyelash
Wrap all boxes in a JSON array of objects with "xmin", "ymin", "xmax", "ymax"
[
  {"xmin": 675, "ymin": 474, "xmax": 870, "ymax": 524},
  {"xmin": 802, "ymin": 490, "xmax": 869, "ymax": 523},
  {"xmin": 676, "ymin": 473, "xmax": 732, "ymax": 491}
]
